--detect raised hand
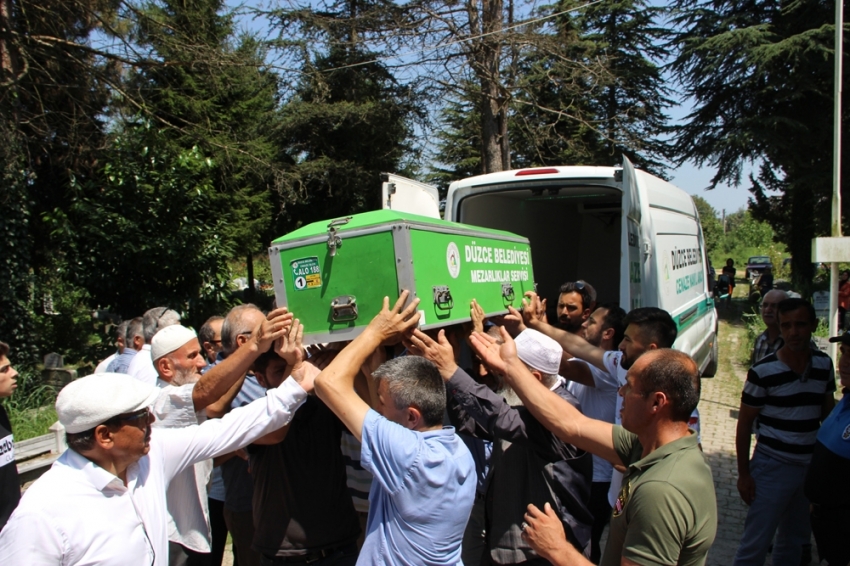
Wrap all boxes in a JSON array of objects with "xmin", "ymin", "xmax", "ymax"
[
  {"xmin": 275, "ymin": 318, "xmax": 305, "ymax": 368},
  {"xmin": 521, "ymin": 292, "xmax": 547, "ymax": 326},
  {"xmin": 254, "ymin": 307, "xmax": 294, "ymax": 353},
  {"xmin": 405, "ymin": 329, "xmax": 458, "ymax": 381},
  {"xmin": 502, "ymin": 306, "xmax": 528, "ymax": 336},
  {"xmin": 469, "ymin": 326, "xmax": 517, "ymax": 376},
  {"xmin": 470, "ymin": 299, "xmax": 486, "ymax": 334},
  {"xmin": 366, "ymin": 290, "xmax": 421, "ymax": 344}
]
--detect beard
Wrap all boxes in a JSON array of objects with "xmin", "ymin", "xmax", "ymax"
[
  {"xmin": 496, "ymin": 383, "xmax": 524, "ymax": 407},
  {"xmin": 172, "ymin": 365, "xmax": 201, "ymax": 386}
]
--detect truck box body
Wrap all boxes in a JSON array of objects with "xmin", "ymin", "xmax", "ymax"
[
  {"xmin": 383, "ymin": 158, "xmax": 719, "ymax": 377},
  {"xmin": 269, "ymin": 210, "xmax": 535, "ymax": 344}
]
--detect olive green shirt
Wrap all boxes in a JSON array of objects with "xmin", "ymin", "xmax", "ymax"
[{"xmin": 601, "ymin": 427, "xmax": 716, "ymax": 566}]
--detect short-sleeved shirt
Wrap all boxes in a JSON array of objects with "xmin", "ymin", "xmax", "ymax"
[
  {"xmin": 742, "ymin": 350, "xmax": 835, "ymax": 464},
  {"xmin": 106, "ymin": 349, "xmax": 137, "ymax": 374},
  {"xmin": 602, "ymin": 427, "xmax": 717, "ymax": 566},
  {"xmin": 357, "ymin": 409, "xmax": 475, "ymax": 565}
]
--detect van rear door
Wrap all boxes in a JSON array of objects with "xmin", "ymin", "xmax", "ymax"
[
  {"xmin": 621, "ymin": 157, "xmax": 644, "ymax": 311},
  {"xmin": 380, "ymin": 173, "xmax": 441, "ymax": 219}
]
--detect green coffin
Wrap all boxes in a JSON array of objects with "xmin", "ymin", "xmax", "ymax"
[{"xmin": 269, "ymin": 210, "xmax": 535, "ymax": 344}]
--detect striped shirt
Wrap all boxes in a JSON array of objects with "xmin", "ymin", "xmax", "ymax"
[{"xmin": 742, "ymin": 350, "xmax": 836, "ymax": 464}]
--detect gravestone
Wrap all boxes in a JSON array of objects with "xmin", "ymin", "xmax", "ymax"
[{"xmin": 41, "ymin": 352, "xmax": 76, "ymax": 391}]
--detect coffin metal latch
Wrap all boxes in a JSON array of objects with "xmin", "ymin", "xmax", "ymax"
[
  {"xmin": 433, "ymin": 286, "xmax": 453, "ymax": 310},
  {"xmin": 331, "ymin": 295, "xmax": 358, "ymax": 322},
  {"xmin": 501, "ymin": 282, "xmax": 515, "ymax": 303},
  {"xmin": 327, "ymin": 217, "xmax": 352, "ymax": 257}
]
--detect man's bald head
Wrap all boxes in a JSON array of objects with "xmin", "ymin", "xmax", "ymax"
[
  {"xmin": 761, "ymin": 289, "xmax": 789, "ymax": 327},
  {"xmin": 631, "ymin": 349, "xmax": 701, "ymax": 422}
]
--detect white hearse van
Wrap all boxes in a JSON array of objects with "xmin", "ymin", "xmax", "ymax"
[{"xmin": 381, "ymin": 157, "xmax": 719, "ymax": 377}]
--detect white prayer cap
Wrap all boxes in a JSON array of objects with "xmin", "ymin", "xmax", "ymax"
[
  {"xmin": 151, "ymin": 325, "xmax": 197, "ymax": 361},
  {"xmin": 515, "ymin": 329, "xmax": 562, "ymax": 375},
  {"xmin": 56, "ymin": 373, "xmax": 158, "ymax": 434}
]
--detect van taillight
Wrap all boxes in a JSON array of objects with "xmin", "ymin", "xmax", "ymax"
[{"xmin": 515, "ymin": 168, "xmax": 559, "ymax": 176}]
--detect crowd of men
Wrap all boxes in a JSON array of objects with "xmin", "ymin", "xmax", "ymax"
[{"xmin": 0, "ymin": 277, "xmax": 847, "ymax": 566}]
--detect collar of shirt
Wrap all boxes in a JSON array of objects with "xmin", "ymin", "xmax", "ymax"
[
  {"xmin": 63, "ymin": 448, "xmax": 127, "ymax": 494},
  {"xmin": 141, "ymin": 344, "xmax": 151, "ymax": 352},
  {"xmin": 628, "ymin": 430, "xmax": 699, "ymax": 472},
  {"xmin": 550, "ymin": 376, "xmax": 566, "ymax": 391}
]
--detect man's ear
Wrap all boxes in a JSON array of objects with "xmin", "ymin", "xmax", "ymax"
[
  {"xmin": 156, "ymin": 357, "xmax": 174, "ymax": 381},
  {"xmin": 601, "ymin": 327, "xmax": 615, "ymax": 342},
  {"xmin": 236, "ymin": 334, "xmax": 250, "ymax": 348},
  {"xmin": 133, "ymin": 335, "xmax": 144, "ymax": 351},
  {"xmin": 93, "ymin": 424, "xmax": 115, "ymax": 450},
  {"xmin": 254, "ymin": 370, "xmax": 270, "ymax": 389},
  {"xmin": 530, "ymin": 369, "xmax": 544, "ymax": 383},
  {"xmin": 407, "ymin": 406, "xmax": 423, "ymax": 430}
]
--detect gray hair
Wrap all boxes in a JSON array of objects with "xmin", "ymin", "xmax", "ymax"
[
  {"xmin": 114, "ymin": 320, "xmax": 129, "ymax": 343},
  {"xmin": 372, "ymin": 356, "xmax": 446, "ymax": 427},
  {"xmin": 142, "ymin": 307, "xmax": 180, "ymax": 343},
  {"xmin": 125, "ymin": 317, "xmax": 144, "ymax": 344},
  {"xmin": 221, "ymin": 304, "xmax": 261, "ymax": 355}
]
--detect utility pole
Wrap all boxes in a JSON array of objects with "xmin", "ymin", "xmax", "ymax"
[{"xmin": 812, "ymin": 0, "xmax": 846, "ymax": 364}]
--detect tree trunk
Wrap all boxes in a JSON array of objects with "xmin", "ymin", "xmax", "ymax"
[{"xmin": 246, "ymin": 253, "xmax": 255, "ymax": 299}]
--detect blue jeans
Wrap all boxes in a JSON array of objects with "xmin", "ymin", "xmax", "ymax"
[{"xmin": 733, "ymin": 449, "xmax": 811, "ymax": 566}]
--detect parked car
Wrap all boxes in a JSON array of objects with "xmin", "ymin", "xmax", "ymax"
[{"xmin": 746, "ymin": 256, "xmax": 773, "ymax": 279}]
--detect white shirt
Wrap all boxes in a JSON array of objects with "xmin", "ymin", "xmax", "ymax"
[
  {"xmin": 151, "ymin": 381, "xmax": 212, "ymax": 553},
  {"xmin": 128, "ymin": 345, "xmax": 157, "ymax": 386},
  {"xmin": 565, "ymin": 358, "xmax": 618, "ymax": 482},
  {"xmin": 0, "ymin": 378, "xmax": 307, "ymax": 566},
  {"xmin": 94, "ymin": 353, "xmax": 118, "ymax": 374}
]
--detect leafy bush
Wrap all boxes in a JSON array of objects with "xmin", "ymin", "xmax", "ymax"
[{"xmin": 2, "ymin": 369, "xmax": 58, "ymax": 441}]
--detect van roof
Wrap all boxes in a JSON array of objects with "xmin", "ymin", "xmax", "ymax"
[{"xmin": 448, "ymin": 166, "xmax": 618, "ymax": 189}]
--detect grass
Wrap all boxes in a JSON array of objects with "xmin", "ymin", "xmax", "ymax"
[{"xmin": 2, "ymin": 370, "xmax": 59, "ymax": 441}]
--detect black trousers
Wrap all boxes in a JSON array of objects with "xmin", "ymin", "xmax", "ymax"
[
  {"xmin": 168, "ymin": 541, "xmax": 212, "ymax": 566},
  {"xmin": 209, "ymin": 498, "xmax": 228, "ymax": 566},
  {"xmin": 811, "ymin": 504, "xmax": 850, "ymax": 566},
  {"xmin": 588, "ymin": 481, "xmax": 612, "ymax": 564}
]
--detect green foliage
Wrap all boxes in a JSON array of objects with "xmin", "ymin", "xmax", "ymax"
[
  {"xmin": 274, "ymin": 45, "xmax": 420, "ymax": 230},
  {"xmin": 64, "ymin": 121, "xmax": 236, "ymax": 323},
  {"xmin": 693, "ymin": 196, "xmax": 723, "ymax": 256},
  {"xmin": 2, "ymin": 369, "xmax": 58, "ymax": 441},
  {"xmin": 669, "ymin": 0, "xmax": 846, "ymax": 293}
]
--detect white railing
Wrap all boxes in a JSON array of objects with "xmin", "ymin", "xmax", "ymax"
[{"xmin": 15, "ymin": 422, "xmax": 66, "ymax": 480}]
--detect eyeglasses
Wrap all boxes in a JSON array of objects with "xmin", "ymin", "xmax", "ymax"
[{"xmin": 105, "ymin": 408, "xmax": 151, "ymax": 427}]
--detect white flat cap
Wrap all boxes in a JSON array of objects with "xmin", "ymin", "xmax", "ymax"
[
  {"xmin": 56, "ymin": 373, "xmax": 159, "ymax": 434},
  {"xmin": 151, "ymin": 325, "xmax": 197, "ymax": 361},
  {"xmin": 515, "ymin": 329, "xmax": 562, "ymax": 375}
]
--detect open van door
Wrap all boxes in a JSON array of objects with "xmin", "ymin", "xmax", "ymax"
[
  {"xmin": 381, "ymin": 173, "xmax": 441, "ymax": 219},
  {"xmin": 620, "ymin": 156, "xmax": 644, "ymax": 311}
]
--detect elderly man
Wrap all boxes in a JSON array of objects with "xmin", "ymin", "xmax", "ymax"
[
  {"xmin": 0, "ymin": 340, "xmax": 20, "ymax": 532},
  {"xmin": 751, "ymin": 289, "xmax": 790, "ymax": 365},
  {"xmin": 804, "ymin": 329, "xmax": 850, "ymax": 566},
  {"xmin": 0, "ymin": 314, "xmax": 309, "ymax": 565},
  {"xmin": 107, "ymin": 316, "xmax": 144, "ymax": 374},
  {"xmin": 471, "ymin": 331, "xmax": 716, "ymax": 566},
  {"xmin": 149, "ymin": 313, "xmax": 293, "ymax": 566},
  {"xmin": 311, "ymin": 292, "xmax": 476, "ymax": 565},
  {"xmin": 409, "ymin": 327, "xmax": 593, "ymax": 564},
  {"xmin": 128, "ymin": 306, "xmax": 182, "ymax": 385},
  {"xmin": 198, "ymin": 316, "xmax": 224, "ymax": 366}
]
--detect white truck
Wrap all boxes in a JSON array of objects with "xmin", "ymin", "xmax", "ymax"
[{"xmin": 382, "ymin": 157, "xmax": 719, "ymax": 377}]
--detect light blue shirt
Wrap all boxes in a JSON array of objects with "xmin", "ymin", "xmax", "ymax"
[{"xmin": 358, "ymin": 410, "xmax": 475, "ymax": 566}]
